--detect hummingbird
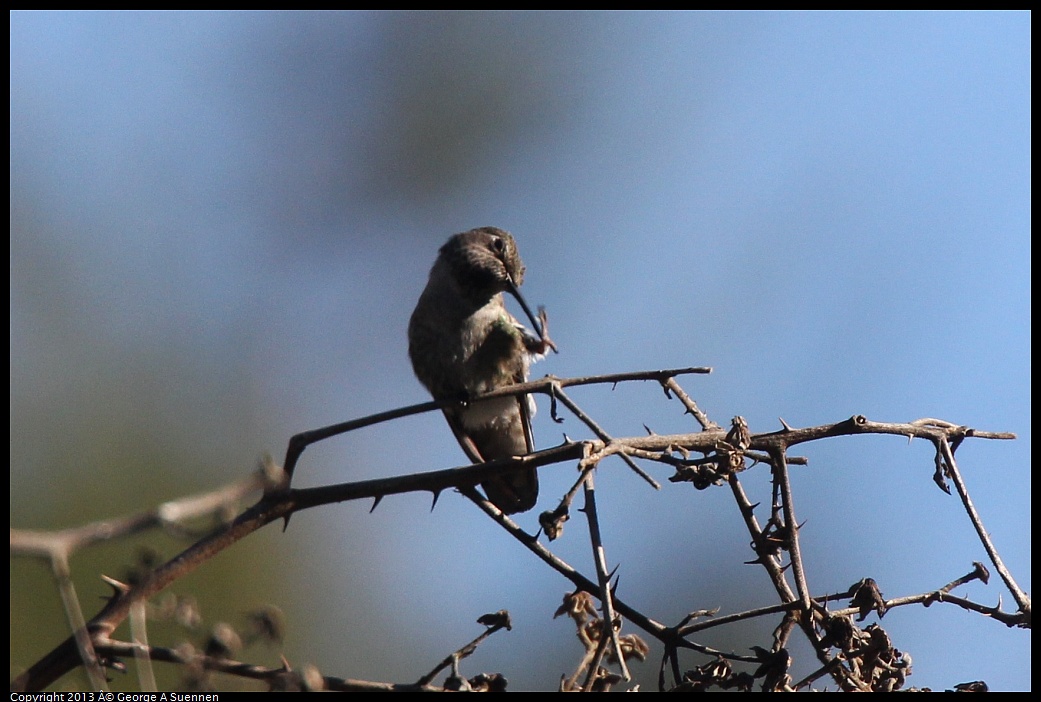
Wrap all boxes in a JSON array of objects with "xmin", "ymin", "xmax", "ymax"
[{"xmin": 408, "ymin": 227, "xmax": 556, "ymax": 514}]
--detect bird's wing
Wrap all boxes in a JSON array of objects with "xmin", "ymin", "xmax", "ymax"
[
  {"xmin": 513, "ymin": 360, "xmax": 536, "ymax": 455},
  {"xmin": 517, "ymin": 393, "xmax": 535, "ymax": 454},
  {"xmin": 441, "ymin": 408, "xmax": 486, "ymax": 463}
]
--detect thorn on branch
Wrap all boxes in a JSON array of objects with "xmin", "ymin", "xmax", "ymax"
[
  {"xmin": 748, "ymin": 516, "xmax": 790, "ymax": 563},
  {"xmin": 101, "ymin": 574, "xmax": 131, "ymax": 598}
]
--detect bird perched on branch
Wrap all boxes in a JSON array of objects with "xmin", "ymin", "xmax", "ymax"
[{"xmin": 408, "ymin": 227, "xmax": 556, "ymax": 514}]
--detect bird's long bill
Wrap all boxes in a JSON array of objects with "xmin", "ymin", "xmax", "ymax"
[{"xmin": 506, "ymin": 279, "xmax": 546, "ymax": 339}]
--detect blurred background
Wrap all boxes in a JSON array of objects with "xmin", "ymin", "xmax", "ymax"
[{"xmin": 10, "ymin": 11, "xmax": 1030, "ymax": 691}]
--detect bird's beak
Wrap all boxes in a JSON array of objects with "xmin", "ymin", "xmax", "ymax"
[{"xmin": 506, "ymin": 279, "xmax": 546, "ymax": 339}]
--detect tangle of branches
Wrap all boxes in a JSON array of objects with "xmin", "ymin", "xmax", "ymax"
[{"xmin": 10, "ymin": 367, "xmax": 1029, "ymax": 692}]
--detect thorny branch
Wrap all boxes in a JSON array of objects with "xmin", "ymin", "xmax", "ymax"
[
  {"xmin": 11, "ymin": 367, "xmax": 1027, "ymax": 692},
  {"xmin": 92, "ymin": 634, "xmax": 476, "ymax": 691},
  {"xmin": 578, "ymin": 471, "xmax": 630, "ymax": 684}
]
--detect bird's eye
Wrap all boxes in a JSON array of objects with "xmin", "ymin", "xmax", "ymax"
[{"xmin": 491, "ymin": 236, "xmax": 505, "ymax": 253}]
